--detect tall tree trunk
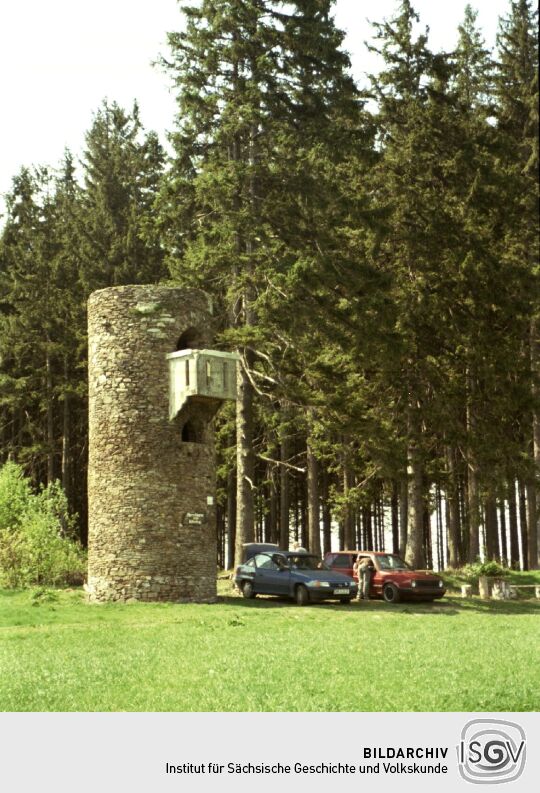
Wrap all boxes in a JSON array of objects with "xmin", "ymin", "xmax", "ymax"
[
  {"xmin": 377, "ymin": 494, "xmax": 384, "ymax": 550},
  {"xmin": 423, "ymin": 497, "xmax": 432, "ymax": 569},
  {"xmin": 391, "ymin": 480, "xmax": 399, "ymax": 554},
  {"xmin": 279, "ymin": 423, "xmax": 290, "ymax": 550},
  {"xmin": 268, "ymin": 467, "xmax": 278, "ymax": 544},
  {"xmin": 263, "ymin": 461, "xmax": 276, "ymax": 543},
  {"xmin": 338, "ymin": 518, "xmax": 344, "ymax": 551},
  {"xmin": 518, "ymin": 479, "xmax": 529, "ymax": 570},
  {"xmin": 373, "ymin": 502, "xmax": 379, "ymax": 551},
  {"xmin": 294, "ymin": 475, "xmax": 300, "ymax": 544},
  {"xmin": 233, "ymin": 86, "xmax": 258, "ymax": 564},
  {"xmin": 300, "ymin": 475, "xmax": 308, "ymax": 549},
  {"xmin": 61, "ymin": 358, "xmax": 70, "ymax": 502},
  {"xmin": 234, "ymin": 353, "xmax": 255, "ymax": 566},
  {"xmin": 45, "ymin": 346, "xmax": 54, "ymax": 485},
  {"xmin": 532, "ymin": 316, "xmax": 540, "ymax": 568},
  {"xmin": 484, "ymin": 495, "xmax": 499, "ymax": 561},
  {"xmin": 445, "ymin": 447, "xmax": 460, "ymax": 568},
  {"xmin": 343, "ymin": 453, "xmax": 355, "ymax": 549},
  {"xmin": 226, "ymin": 463, "xmax": 236, "ymax": 569},
  {"xmin": 499, "ymin": 497, "xmax": 508, "ymax": 566},
  {"xmin": 459, "ymin": 474, "xmax": 468, "ymax": 564},
  {"xmin": 216, "ymin": 501, "xmax": 225, "ymax": 568},
  {"xmin": 508, "ymin": 478, "xmax": 520, "ymax": 568},
  {"xmin": 436, "ymin": 484, "xmax": 444, "ymax": 570},
  {"xmin": 466, "ymin": 368, "xmax": 480, "ymax": 562},
  {"xmin": 526, "ymin": 481, "xmax": 538, "ymax": 570},
  {"xmin": 399, "ymin": 477, "xmax": 408, "ymax": 558},
  {"xmin": 255, "ymin": 491, "xmax": 262, "ymax": 542},
  {"xmin": 321, "ymin": 466, "xmax": 332, "ymax": 555},
  {"xmin": 364, "ymin": 506, "xmax": 373, "ymax": 550},
  {"xmin": 306, "ymin": 432, "xmax": 321, "ymax": 555},
  {"xmin": 467, "ymin": 464, "xmax": 480, "ymax": 563},
  {"xmin": 405, "ymin": 403, "xmax": 424, "ymax": 568},
  {"xmin": 356, "ymin": 508, "xmax": 363, "ymax": 549}
]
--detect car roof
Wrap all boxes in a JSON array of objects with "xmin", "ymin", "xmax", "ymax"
[
  {"xmin": 242, "ymin": 543, "xmax": 281, "ymax": 560},
  {"xmin": 257, "ymin": 551, "xmax": 318, "ymax": 558},
  {"xmin": 242, "ymin": 543, "xmax": 280, "ymax": 550},
  {"xmin": 326, "ymin": 550, "xmax": 390, "ymax": 556}
]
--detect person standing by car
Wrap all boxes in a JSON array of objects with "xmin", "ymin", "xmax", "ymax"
[
  {"xmin": 358, "ymin": 556, "xmax": 374, "ymax": 600},
  {"xmin": 353, "ymin": 555, "xmax": 363, "ymax": 601},
  {"xmin": 292, "ymin": 540, "xmax": 307, "ymax": 553}
]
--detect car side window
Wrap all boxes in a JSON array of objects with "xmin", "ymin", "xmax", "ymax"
[
  {"xmin": 252, "ymin": 554, "xmax": 267, "ymax": 568},
  {"xmin": 259, "ymin": 557, "xmax": 279, "ymax": 571},
  {"xmin": 252, "ymin": 553, "xmax": 279, "ymax": 570},
  {"xmin": 332, "ymin": 555, "xmax": 351, "ymax": 568}
]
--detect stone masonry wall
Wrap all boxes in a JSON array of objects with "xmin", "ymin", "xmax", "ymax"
[{"xmin": 87, "ymin": 285, "xmax": 217, "ymax": 602}]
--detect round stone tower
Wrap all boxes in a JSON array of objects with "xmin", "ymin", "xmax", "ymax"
[{"xmin": 87, "ymin": 285, "xmax": 223, "ymax": 603}]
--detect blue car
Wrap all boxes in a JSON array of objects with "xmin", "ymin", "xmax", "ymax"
[{"xmin": 234, "ymin": 551, "xmax": 358, "ymax": 605}]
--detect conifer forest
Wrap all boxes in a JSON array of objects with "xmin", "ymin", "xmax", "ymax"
[{"xmin": 0, "ymin": 1, "xmax": 538, "ymax": 571}]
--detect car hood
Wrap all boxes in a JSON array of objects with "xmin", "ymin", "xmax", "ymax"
[
  {"xmin": 380, "ymin": 570, "xmax": 441, "ymax": 580},
  {"xmin": 294, "ymin": 570, "xmax": 355, "ymax": 583}
]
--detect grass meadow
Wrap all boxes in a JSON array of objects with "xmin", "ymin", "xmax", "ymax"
[{"xmin": 1, "ymin": 573, "xmax": 539, "ymax": 712}]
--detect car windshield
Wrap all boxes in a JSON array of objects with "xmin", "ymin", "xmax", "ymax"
[
  {"xmin": 289, "ymin": 555, "xmax": 329, "ymax": 571},
  {"xmin": 376, "ymin": 554, "xmax": 411, "ymax": 570}
]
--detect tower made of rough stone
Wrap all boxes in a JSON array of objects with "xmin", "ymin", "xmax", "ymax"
[{"xmin": 87, "ymin": 285, "xmax": 227, "ymax": 603}]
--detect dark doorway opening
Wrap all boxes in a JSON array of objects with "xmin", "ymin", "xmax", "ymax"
[
  {"xmin": 176, "ymin": 327, "xmax": 205, "ymax": 351},
  {"xmin": 181, "ymin": 419, "xmax": 205, "ymax": 444}
]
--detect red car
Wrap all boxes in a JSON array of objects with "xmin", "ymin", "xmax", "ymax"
[{"xmin": 324, "ymin": 550, "xmax": 446, "ymax": 603}]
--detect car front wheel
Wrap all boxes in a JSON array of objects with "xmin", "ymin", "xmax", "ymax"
[
  {"xmin": 295, "ymin": 584, "xmax": 310, "ymax": 606},
  {"xmin": 383, "ymin": 583, "xmax": 401, "ymax": 603},
  {"xmin": 242, "ymin": 580, "xmax": 256, "ymax": 599}
]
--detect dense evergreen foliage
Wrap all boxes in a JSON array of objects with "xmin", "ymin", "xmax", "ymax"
[
  {"xmin": 0, "ymin": 102, "xmax": 166, "ymax": 539},
  {"xmin": 0, "ymin": 1, "xmax": 538, "ymax": 571}
]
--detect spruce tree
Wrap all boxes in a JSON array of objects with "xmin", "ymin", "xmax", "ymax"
[
  {"xmin": 495, "ymin": 0, "xmax": 539, "ymax": 568},
  {"xmin": 160, "ymin": 0, "xmax": 373, "ymax": 562},
  {"xmin": 79, "ymin": 100, "xmax": 166, "ymax": 292},
  {"xmin": 0, "ymin": 168, "xmax": 57, "ymax": 481},
  {"xmin": 367, "ymin": 0, "xmax": 450, "ymax": 568}
]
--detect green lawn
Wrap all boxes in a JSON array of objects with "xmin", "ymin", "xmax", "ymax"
[{"xmin": 1, "ymin": 578, "xmax": 539, "ymax": 712}]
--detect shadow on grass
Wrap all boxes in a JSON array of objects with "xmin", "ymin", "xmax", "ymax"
[
  {"xmin": 446, "ymin": 597, "xmax": 540, "ymax": 616},
  {"xmin": 218, "ymin": 592, "xmax": 540, "ymax": 617},
  {"xmin": 218, "ymin": 594, "xmax": 463, "ymax": 615}
]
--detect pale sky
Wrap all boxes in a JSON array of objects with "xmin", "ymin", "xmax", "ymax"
[{"xmin": 0, "ymin": 0, "xmax": 511, "ymax": 215}]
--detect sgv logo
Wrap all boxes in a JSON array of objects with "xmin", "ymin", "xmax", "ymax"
[{"xmin": 457, "ymin": 719, "xmax": 526, "ymax": 785}]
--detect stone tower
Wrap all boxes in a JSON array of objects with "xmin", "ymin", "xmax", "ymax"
[{"xmin": 87, "ymin": 285, "xmax": 235, "ymax": 603}]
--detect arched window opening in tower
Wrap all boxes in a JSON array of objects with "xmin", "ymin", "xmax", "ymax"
[
  {"xmin": 176, "ymin": 326, "xmax": 204, "ymax": 351},
  {"xmin": 181, "ymin": 419, "xmax": 204, "ymax": 444}
]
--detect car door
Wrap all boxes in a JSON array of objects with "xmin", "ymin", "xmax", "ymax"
[
  {"xmin": 330, "ymin": 553, "xmax": 355, "ymax": 578},
  {"xmin": 364, "ymin": 554, "xmax": 382, "ymax": 597},
  {"xmin": 253, "ymin": 553, "xmax": 290, "ymax": 595},
  {"xmin": 239, "ymin": 556, "xmax": 256, "ymax": 588}
]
